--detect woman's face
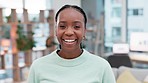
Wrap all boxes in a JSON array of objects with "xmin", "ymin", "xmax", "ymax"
[{"xmin": 56, "ymin": 8, "xmax": 86, "ymax": 52}]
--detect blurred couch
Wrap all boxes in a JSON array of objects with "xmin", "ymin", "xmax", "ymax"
[{"xmin": 112, "ymin": 66, "xmax": 148, "ymax": 83}]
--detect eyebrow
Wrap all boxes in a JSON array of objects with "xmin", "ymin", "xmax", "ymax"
[
  {"xmin": 73, "ymin": 21, "xmax": 82, "ymax": 24},
  {"xmin": 59, "ymin": 21, "xmax": 66, "ymax": 23},
  {"xmin": 59, "ymin": 21, "xmax": 83, "ymax": 24}
]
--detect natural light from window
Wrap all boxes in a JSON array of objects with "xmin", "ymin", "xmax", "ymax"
[{"xmin": 0, "ymin": 0, "xmax": 48, "ymax": 14}]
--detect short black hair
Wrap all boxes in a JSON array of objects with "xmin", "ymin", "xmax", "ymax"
[{"xmin": 55, "ymin": 4, "xmax": 87, "ymax": 27}]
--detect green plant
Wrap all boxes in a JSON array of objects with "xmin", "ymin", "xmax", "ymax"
[
  {"xmin": 5, "ymin": 15, "xmax": 11, "ymax": 23},
  {"xmin": 16, "ymin": 24, "xmax": 36, "ymax": 51}
]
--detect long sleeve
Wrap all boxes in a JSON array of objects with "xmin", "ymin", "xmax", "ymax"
[
  {"xmin": 27, "ymin": 63, "xmax": 39, "ymax": 83},
  {"xmin": 102, "ymin": 63, "xmax": 116, "ymax": 83}
]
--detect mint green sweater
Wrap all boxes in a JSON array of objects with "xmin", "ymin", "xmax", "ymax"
[{"xmin": 28, "ymin": 49, "xmax": 116, "ymax": 83}]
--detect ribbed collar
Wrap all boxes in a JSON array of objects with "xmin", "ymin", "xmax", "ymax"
[{"xmin": 50, "ymin": 49, "xmax": 88, "ymax": 67}]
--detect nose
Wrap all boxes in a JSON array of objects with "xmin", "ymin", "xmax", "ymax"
[{"xmin": 65, "ymin": 27, "xmax": 74, "ymax": 36}]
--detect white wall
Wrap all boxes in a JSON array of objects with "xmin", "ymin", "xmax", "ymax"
[
  {"xmin": 51, "ymin": 0, "xmax": 81, "ymax": 14},
  {"xmin": 104, "ymin": 0, "xmax": 112, "ymax": 43},
  {"xmin": 128, "ymin": 0, "xmax": 148, "ymax": 31}
]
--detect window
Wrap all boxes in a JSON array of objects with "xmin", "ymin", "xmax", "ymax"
[
  {"xmin": 139, "ymin": 9, "xmax": 143, "ymax": 15},
  {"xmin": 128, "ymin": 9, "xmax": 133, "ymax": 16},
  {"xmin": 112, "ymin": 27, "xmax": 121, "ymax": 36},
  {"xmin": 128, "ymin": 9, "xmax": 143, "ymax": 16},
  {"xmin": 133, "ymin": 9, "xmax": 139, "ymax": 15},
  {"xmin": 112, "ymin": 27, "xmax": 121, "ymax": 42},
  {"xmin": 111, "ymin": 0, "xmax": 122, "ymax": 4},
  {"xmin": 0, "ymin": 0, "xmax": 23, "ymax": 9},
  {"xmin": 112, "ymin": 7, "xmax": 121, "ymax": 17}
]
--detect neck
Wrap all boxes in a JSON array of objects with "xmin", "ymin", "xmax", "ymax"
[{"xmin": 58, "ymin": 49, "xmax": 83, "ymax": 59}]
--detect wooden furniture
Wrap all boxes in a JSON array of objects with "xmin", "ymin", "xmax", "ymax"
[
  {"xmin": 129, "ymin": 53, "xmax": 148, "ymax": 64},
  {"xmin": 0, "ymin": 8, "xmax": 3, "ymax": 25},
  {"xmin": 0, "ymin": 8, "xmax": 55, "ymax": 82}
]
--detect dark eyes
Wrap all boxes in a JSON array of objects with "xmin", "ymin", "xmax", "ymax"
[
  {"xmin": 59, "ymin": 25, "xmax": 81, "ymax": 29},
  {"xmin": 74, "ymin": 26, "xmax": 80, "ymax": 29},
  {"xmin": 59, "ymin": 25, "xmax": 66, "ymax": 29}
]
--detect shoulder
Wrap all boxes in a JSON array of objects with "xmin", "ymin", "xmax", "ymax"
[
  {"xmin": 30, "ymin": 50, "xmax": 57, "ymax": 68},
  {"xmin": 84, "ymin": 49, "xmax": 110, "ymax": 67}
]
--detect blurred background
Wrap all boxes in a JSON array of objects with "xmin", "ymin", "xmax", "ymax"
[{"xmin": 0, "ymin": 0, "xmax": 148, "ymax": 83}]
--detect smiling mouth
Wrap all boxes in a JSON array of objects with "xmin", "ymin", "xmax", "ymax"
[
  {"xmin": 64, "ymin": 39, "xmax": 76, "ymax": 42},
  {"xmin": 62, "ymin": 39, "xmax": 77, "ymax": 44}
]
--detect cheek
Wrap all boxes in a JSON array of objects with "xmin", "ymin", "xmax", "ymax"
[
  {"xmin": 56, "ymin": 29, "xmax": 61, "ymax": 36},
  {"xmin": 56, "ymin": 30, "xmax": 63, "ymax": 40},
  {"xmin": 56, "ymin": 32, "xmax": 61, "ymax": 39},
  {"xmin": 77, "ymin": 32, "xmax": 85, "ymax": 40},
  {"xmin": 56, "ymin": 33, "xmax": 62, "ymax": 43}
]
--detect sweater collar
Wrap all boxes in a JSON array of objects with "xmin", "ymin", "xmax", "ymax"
[{"xmin": 51, "ymin": 49, "xmax": 88, "ymax": 67}]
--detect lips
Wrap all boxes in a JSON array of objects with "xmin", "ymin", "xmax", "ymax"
[{"xmin": 62, "ymin": 39, "xmax": 77, "ymax": 45}]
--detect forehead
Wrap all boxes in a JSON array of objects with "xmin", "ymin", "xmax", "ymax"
[{"xmin": 57, "ymin": 8, "xmax": 84, "ymax": 22}]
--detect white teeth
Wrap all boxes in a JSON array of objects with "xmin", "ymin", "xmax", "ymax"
[{"xmin": 64, "ymin": 40, "xmax": 75, "ymax": 42}]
